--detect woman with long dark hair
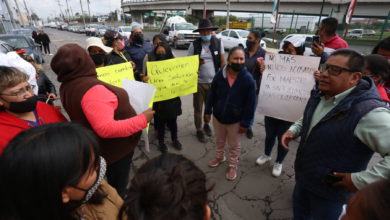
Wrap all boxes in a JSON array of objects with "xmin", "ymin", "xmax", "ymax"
[{"xmin": 0, "ymin": 122, "xmax": 123, "ymax": 220}]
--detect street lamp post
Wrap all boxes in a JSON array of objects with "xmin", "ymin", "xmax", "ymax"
[{"xmin": 226, "ymin": 0, "xmax": 230, "ymax": 29}]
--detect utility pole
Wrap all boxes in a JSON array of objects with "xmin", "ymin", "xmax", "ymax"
[
  {"xmin": 4, "ymin": 0, "xmax": 16, "ymax": 28},
  {"xmin": 87, "ymin": 0, "xmax": 92, "ymax": 22},
  {"xmin": 79, "ymin": 0, "xmax": 86, "ymax": 27},
  {"xmin": 14, "ymin": 0, "xmax": 25, "ymax": 27},
  {"xmin": 226, "ymin": 0, "xmax": 230, "ymax": 29},
  {"xmin": 317, "ymin": 0, "xmax": 325, "ymax": 28},
  {"xmin": 203, "ymin": 0, "xmax": 206, "ymax": 18}
]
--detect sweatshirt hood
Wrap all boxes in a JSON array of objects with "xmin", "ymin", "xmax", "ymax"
[{"xmin": 51, "ymin": 44, "xmax": 97, "ymax": 83}]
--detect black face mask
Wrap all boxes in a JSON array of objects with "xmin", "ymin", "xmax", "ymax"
[
  {"xmin": 155, "ymin": 53, "xmax": 167, "ymax": 61},
  {"xmin": 7, "ymin": 95, "xmax": 38, "ymax": 113},
  {"xmin": 245, "ymin": 40, "xmax": 256, "ymax": 49},
  {"xmin": 90, "ymin": 54, "xmax": 106, "ymax": 66},
  {"xmin": 229, "ymin": 63, "xmax": 245, "ymax": 72},
  {"xmin": 133, "ymin": 34, "xmax": 144, "ymax": 44}
]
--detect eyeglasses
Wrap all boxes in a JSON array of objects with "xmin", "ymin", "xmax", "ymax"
[
  {"xmin": 0, "ymin": 84, "xmax": 35, "ymax": 98},
  {"xmin": 320, "ymin": 64, "xmax": 354, "ymax": 76}
]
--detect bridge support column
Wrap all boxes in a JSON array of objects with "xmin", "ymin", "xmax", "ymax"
[
  {"xmin": 130, "ymin": 11, "xmax": 144, "ymax": 25},
  {"xmin": 191, "ymin": 10, "xmax": 214, "ymax": 20}
]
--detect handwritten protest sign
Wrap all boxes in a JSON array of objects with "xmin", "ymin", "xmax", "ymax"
[
  {"xmin": 147, "ymin": 55, "xmax": 199, "ymax": 102},
  {"xmin": 97, "ymin": 62, "xmax": 134, "ymax": 87},
  {"xmin": 257, "ymin": 53, "xmax": 320, "ymax": 122}
]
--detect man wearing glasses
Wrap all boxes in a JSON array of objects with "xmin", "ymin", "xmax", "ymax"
[{"xmin": 281, "ymin": 49, "xmax": 390, "ymax": 220}]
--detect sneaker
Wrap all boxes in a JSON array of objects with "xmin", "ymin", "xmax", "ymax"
[
  {"xmin": 159, "ymin": 143, "xmax": 168, "ymax": 153},
  {"xmin": 203, "ymin": 124, "xmax": 212, "ymax": 136},
  {"xmin": 255, "ymin": 155, "xmax": 272, "ymax": 166},
  {"xmin": 272, "ymin": 163, "xmax": 283, "ymax": 177},
  {"xmin": 246, "ymin": 129, "xmax": 253, "ymax": 139},
  {"xmin": 196, "ymin": 131, "xmax": 207, "ymax": 143},
  {"xmin": 226, "ymin": 166, "xmax": 237, "ymax": 180},
  {"xmin": 172, "ymin": 140, "xmax": 182, "ymax": 150},
  {"xmin": 208, "ymin": 156, "xmax": 226, "ymax": 167}
]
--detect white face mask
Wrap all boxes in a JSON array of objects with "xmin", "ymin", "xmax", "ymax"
[{"xmin": 338, "ymin": 204, "xmax": 347, "ymax": 220}]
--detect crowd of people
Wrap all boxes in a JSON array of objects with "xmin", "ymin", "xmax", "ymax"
[{"xmin": 0, "ymin": 16, "xmax": 389, "ymax": 220}]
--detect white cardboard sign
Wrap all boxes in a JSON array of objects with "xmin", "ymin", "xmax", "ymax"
[{"xmin": 257, "ymin": 53, "xmax": 320, "ymax": 122}]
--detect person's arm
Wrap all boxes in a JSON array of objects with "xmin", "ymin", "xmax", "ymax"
[
  {"xmin": 219, "ymin": 41, "xmax": 226, "ymax": 67},
  {"xmin": 204, "ymin": 75, "xmax": 217, "ymax": 115},
  {"xmin": 142, "ymin": 54, "xmax": 148, "ymax": 76},
  {"xmin": 350, "ymin": 107, "xmax": 390, "ymax": 189},
  {"xmin": 81, "ymin": 85, "xmax": 148, "ymax": 138},
  {"xmin": 288, "ymin": 117, "xmax": 303, "ymax": 136},
  {"xmin": 42, "ymin": 72, "xmax": 56, "ymax": 95},
  {"xmin": 240, "ymin": 77, "xmax": 256, "ymax": 128},
  {"xmin": 187, "ymin": 43, "xmax": 194, "ymax": 56}
]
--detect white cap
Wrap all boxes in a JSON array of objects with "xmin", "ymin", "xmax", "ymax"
[
  {"xmin": 85, "ymin": 37, "xmax": 113, "ymax": 54},
  {"xmin": 285, "ymin": 35, "xmax": 305, "ymax": 48}
]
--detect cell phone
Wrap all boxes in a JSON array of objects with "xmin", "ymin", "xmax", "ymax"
[
  {"xmin": 312, "ymin": 35, "xmax": 320, "ymax": 45},
  {"xmin": 323, "ymin": 174, "xmax": 343, "ymax": 186}
]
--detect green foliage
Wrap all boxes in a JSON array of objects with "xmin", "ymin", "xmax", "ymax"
[{"xmin": 213, "ymin": 15, "xmax": 239, "ymax": 27}]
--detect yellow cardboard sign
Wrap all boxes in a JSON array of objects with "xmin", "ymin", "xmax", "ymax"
[
  {"xmin": 97, "ymin": 62, "xmax": 135, "ymax": 87},
  {"xmin": 147, "ymin": 55, "xmax": 199, "ymax": 102}
]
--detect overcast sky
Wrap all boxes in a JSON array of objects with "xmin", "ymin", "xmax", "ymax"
[{"xmin": 13, "ymin": 0, "xmax": 121, "ymax": 20}]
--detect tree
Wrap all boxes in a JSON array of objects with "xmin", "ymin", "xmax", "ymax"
[
  {"xmin": 213, "ymin": 15, "xmax": 239, "ymax": 27},
  {"xmin": 31, "ymin": 13, "xmax": 39, "ymax": 21}
]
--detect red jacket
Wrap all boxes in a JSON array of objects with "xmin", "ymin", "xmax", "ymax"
[
  {"xmin": 324, "ymin": 34, "xmax": 349, "ymax": 50},
  {"xmin": 0, "ymin": 101, "xmax": 67, "ymax": 154},
  {"xmin": 377, "ymin": 84, "xmax": 390, "ymax": 102}
]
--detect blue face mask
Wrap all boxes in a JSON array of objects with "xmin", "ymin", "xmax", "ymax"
[{"xmin": 201, "ymin": 35, "xmax": 212, "ymax": 41}]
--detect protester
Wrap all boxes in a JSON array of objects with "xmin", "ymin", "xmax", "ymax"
[
  {"xmin": 0, "ymin": 66, "xmax": 66, "ymax": 152},
  {"xmin": 104, "ymin": 30, "xmax": 146, "ymax": 82},
  {"xmin": 119, "ymin": 153, "xmax": 212, "ymax": 220},
  {"xmin": 125, "ymin": 24, "xmax": 153, "ymax": 73},
  {"xmin": 39, "ymin": 29, "xmax": 52, "ymax": 55},
  {"xmin": 255, "ymin": 39, "xmax": 306, "ymax": 177},
  {"xmin": 0, "ymin": 122, "xmax": 123, "ymax": 220},
  {"xmin": 31, "ymin": 30, "xmax": 41, "ymax": 51},
  {"xmin": 312, "ymin": 17, "xmax": 349, "ymax": 64},
  {"xmin": 338, "ymin": 180, "xmax": 390, "ymax": 220},
  {"xmin": 142, "ymin": 34, "xmax": 171, "ymax": 75},
  {"xmin": 363, "ymin": 54, "xmax": 390, "ymax": 101},
  {"xmin": 86, "ymin": 37, "xmax": 113, "ymax": 68},
  {"xmin": 372, "ymin": 36, "xmax": 390, "ymax": 97},
  {"xmin": 23, "ymin": 54, "xmax": 57, "ymax": 104},
  {"xmin": 188, "ymin": 18, "xmax": 226, "ymax": 143},
  {"xmin": 51, "ymin": 44, "xmax": 154, "ymax": 197},
  {"xmin": 204, "ymin": 47, "xmax": 256, "ymax": 180},
  {"xmin": 244, "ymin": 30, "xmax": 266, "ymax": 139},
  {"xmin": 281, "ymin": 49, "xmax": 390, "ymax": 220},
  {"xmin": 147, "ymin": 42, "xmax": 182, "ymax": 153}
]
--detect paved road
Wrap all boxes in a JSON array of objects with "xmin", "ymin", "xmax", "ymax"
[{"xmin": 41, "ymin": 28, "xmax": 379, "ymax": 220}]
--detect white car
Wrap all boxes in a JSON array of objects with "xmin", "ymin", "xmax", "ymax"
[
  {"xmin": 347, "ymin": 29, "xmax": 363, "ymax": 39},
  {"xmin": 117, "ymin": 26, "xmax": 132, "ymax": 39},
  {"xmin": 216, "ymin": 29, "xmax": 266, "ymax": 50}
]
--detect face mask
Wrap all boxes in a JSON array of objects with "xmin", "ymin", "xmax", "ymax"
[
  {"xmin": 8, "ymin": 95, "xmax": 38, "ymax": 113},
  {"xmin": 118, "ymin": 40, "xmax": 125, "ymax": 50},
  {"xmin": 155, "ymin": 53, "xmax": 167, "ymax": 61},
  {"xmin": 229, "ymin": 63, "xmax": 245, "ymax": 72},
  {"xmin": 134, "ymin": 34, "xmax": 144, "ymax": 44},
  {"xmin": 90, "ymin": 54, "xmax": 106, "ymax": 66},
  {"xmin": 66, "ymin": 156, "xmax": 107, "ymax": 207},
  {"xmin": 201, "ymin": 35, "xmax": 212, "ymax": 42},
  {"xmin": 246, "ymin": 40, "xmax": 256, "ymax": 49}
]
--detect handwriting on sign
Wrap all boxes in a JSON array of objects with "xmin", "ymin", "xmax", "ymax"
[
  {"xmin": 97, "ymin": 62, "xmax": 135, "ymax": 87},
  {"xmin": 147, "ymin": 55, "xmax": 199, "ymax": 102},
  {"xmin": 257, "ymin": 53, "xmax": 320, "ymax": 122}
]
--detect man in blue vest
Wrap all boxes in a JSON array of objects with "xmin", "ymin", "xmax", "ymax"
[
  {"xmin": 282, "ymin": 49, "xmax": 390, "ymax": 220},
  {"xmin": 188, "ymin": 18, "xmax": 226, "ymax": 143}
]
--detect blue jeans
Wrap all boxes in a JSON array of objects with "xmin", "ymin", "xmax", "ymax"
[
  {"xmin": 264, "ymin": 116, "xmax": 292, "ymax": 163},
  {"xmin": 293, "ymin": 183, "xmax": 344, "ymax": 220},
  {"xmin": 249, "ymin": 94, "xmax": 259, "ymax": 129}
]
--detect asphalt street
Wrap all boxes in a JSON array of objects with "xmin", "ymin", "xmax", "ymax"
[{"xmin": 40, "ymin": 28, "xmax": 380, "ymax": 220}]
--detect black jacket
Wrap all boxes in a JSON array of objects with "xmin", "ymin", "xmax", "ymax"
[
  {"xmin": 39, "ymin": 33, "xmax": 50, "ymax": 44},
  {"xmin": 105, "ymin": 51, "xmax": 142, "ymax": 81},
  {"xmin": 37, "ymin": 71, "xmax": 56, "ymax": 95},
  {"xmin": 192, "ymin": 37, "xmax": 222, "ymax": 73}
]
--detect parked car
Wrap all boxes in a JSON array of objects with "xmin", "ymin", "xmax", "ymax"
[
  {"xmin": 96, "ymin": 26, "xmax": 108, "ymax": 37},
  {"xmin": 216, "ymin": 29, "xmax": 266, "ymax": 50},
  {"xmin": 0, "ymin": 40, "xmax": 14, "ymax": 54},
  {"xmin": 85, "ymin": 24, "xmax": 99, "ymax": 36},
  {"xmin": 117, "ymin": 26, "xmax": 132, "ymax": 39},
  {"xmin": 0, "ymin": 34, "xmax": 44, "ymax": 63},
  {"xmin": 10, "ymin": 28, "xmax": 32, "ymax": 37},
  {"xmin": 347, "ymin": 29, "xmax": 363, "ymax": 39}
]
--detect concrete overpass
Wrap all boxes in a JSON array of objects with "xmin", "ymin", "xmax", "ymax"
[{"xmin": 122, "ymin": 0, "xmax": 390, "ymax": 24}]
